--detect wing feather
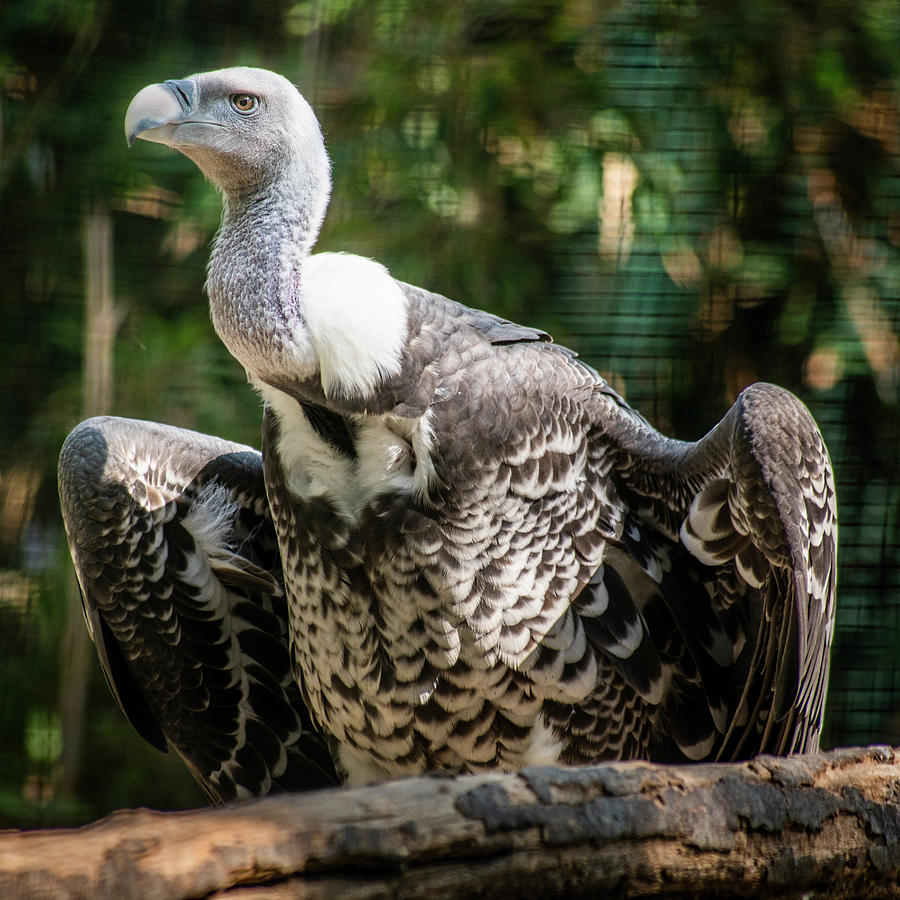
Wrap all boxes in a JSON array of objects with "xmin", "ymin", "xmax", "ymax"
[
  {"xmin": 58, "ymin": 416, "xmax": 337, "ymax": 802},
  {"xmin": 597, "ymin": 382, "xmax": 836, "ymax": 758}
]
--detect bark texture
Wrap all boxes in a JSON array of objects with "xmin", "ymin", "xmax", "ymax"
[{"xmin": 3, "ymin": 745, "xmax": 899, "ymax": 899}]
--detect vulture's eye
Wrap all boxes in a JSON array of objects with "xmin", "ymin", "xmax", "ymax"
[{"xmin": 230, "ymin": 94, "xmax": 259, "ymax": 115}]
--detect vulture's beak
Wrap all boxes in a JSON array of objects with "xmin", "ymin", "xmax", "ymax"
[{"xmin": 125, "ymin": 79, "xmax": 198, "ymax": 147}]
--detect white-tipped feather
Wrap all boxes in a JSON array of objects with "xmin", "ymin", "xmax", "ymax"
[
  {"xmin": 683, "ymin": 479, "xmax": 731, "ymax": 540},
  {"xmin": 677, "ymin": 730, "xmax": 717, "ymax": 761}
]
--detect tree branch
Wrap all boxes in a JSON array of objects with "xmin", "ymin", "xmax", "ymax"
[{"xmin": 3, "ymin": 746, "xmax": 899, "ymax": 899}]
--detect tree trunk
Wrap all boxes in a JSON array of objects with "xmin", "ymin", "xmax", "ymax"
[
  {"xmin": 57, "ymin": 202, "xmax": 119, "ymax": 801},
  {"xmin": 3, "ymin": 746, "xmax": 900, "ymax": 899}
]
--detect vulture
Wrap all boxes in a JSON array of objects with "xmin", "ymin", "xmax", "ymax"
[{"xmin": 58, "ymin": 67, "xmax": 837, "ymax": 802}]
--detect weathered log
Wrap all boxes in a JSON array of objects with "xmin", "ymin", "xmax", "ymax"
[{"xmin": 2, "ymin": 745, "xmax": 899, "ymax": 899}]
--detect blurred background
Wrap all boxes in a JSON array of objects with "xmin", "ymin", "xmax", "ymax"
[{"xmin": 0, "ymin": 0, "xmax": 898, "ymax": 827}]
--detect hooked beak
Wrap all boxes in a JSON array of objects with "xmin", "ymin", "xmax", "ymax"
[{"xmin": 124, "ymin": 78, "xmax": 198, "ymax": 147}]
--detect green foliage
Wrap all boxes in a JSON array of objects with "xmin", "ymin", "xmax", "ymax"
[{"xmin": 0, "ymin": 0, "xmax": 897, "ymax": 825}]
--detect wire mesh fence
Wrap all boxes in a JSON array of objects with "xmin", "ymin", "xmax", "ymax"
[{"xmin": 0, "ymin": 0, "xmax": 898, "ymax": 826}]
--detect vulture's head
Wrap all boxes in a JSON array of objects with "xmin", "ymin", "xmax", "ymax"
[
  {"xmin": 125, "ymin": 67, "xmax": 406, "ymax": 399},
  {"xmin": 125, "ymin": 67, "xmax": 331, "ymax": 203}
]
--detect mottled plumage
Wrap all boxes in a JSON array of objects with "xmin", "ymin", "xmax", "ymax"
[
  {"xmin": 59, "ymin": 417, "xmax": 336, "ymax": 801},
  {"xmin": 58, "ymin": 67, "xmax": 836, "ymax": 796}
]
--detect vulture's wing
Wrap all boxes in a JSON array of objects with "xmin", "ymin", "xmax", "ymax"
[
  {"xmin": 596, "ymin": 381, "xmax": 837, "ymax": 759},
  {"xmin": 58, "ymin": 416, "xmax": 337, "ymax": 802}
]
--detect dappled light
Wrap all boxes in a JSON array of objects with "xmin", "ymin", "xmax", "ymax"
[{"xmin": 0, "ymin": 0, "xmax": 898, "ymax": 827}]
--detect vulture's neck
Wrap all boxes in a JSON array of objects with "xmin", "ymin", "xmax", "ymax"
[
  {"xmin": 206, "ymin": 161, "xmax": 410, "ymax": 410},
  {"xmin": 206, "ymin": 165, "xmax": 325, "ymax": 389}
]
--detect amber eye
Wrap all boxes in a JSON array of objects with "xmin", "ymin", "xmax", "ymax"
[{"xmin": 230, "ymin": 93, "xmax": 259, "ymax": 115}]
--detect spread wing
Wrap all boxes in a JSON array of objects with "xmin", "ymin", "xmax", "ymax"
[
  {"xmin": 595, "ymin": 381, "xmax": 837, "ymax": 759},
  {"xmin": 57, "ymin": 416, "xmax": 337, "ymax": 802}
]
